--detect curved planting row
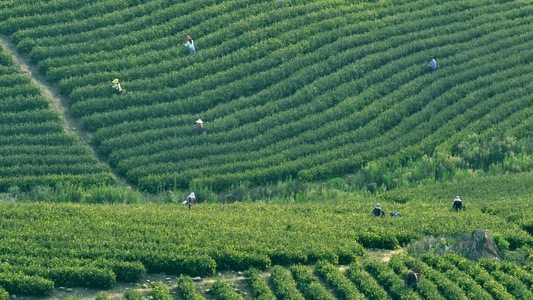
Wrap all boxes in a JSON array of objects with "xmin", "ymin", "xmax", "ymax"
[
  {"xmin": 137, "ymin": 12, "xmax": 533, "ymax": 190},
  {"xmin": 50, "ymin": 0, "xmax": 361, "ymax": 86},
  {"xmin": 99, "ymin": 18, "xmax": 524, "ymax": 166},
  {"xmin": 0, "ymin": 44, "xmax": 115, "ymax": 191},
  {"xmin": 421, "ymin": 254, "xmax": 517, "ymax": 300},
  {"xmin": 92, "ymin": 0, "xmax": 503, "ymax": 146},
  {"xmin": 80, "ymin": 0, "xmax": 509, "ymax": 132},
  {"xmin": 65, "ymin": 2, "xmax": 404, "ymax": 108},
  {"xmin": 2, "ymin": 0, "xmax": 533, "ymax": 192}
]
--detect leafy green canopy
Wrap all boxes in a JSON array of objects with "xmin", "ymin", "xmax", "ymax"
[{"xmin": 2, "ymin": 0, "xmax": 533, "ymax": 192}]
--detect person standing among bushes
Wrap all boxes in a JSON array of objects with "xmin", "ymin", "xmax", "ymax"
[
  {"xmin": 186, "ymin": 192, "xmax": 196, "ymax": 204},
  {"xmin": 405, "ymin": 268, "xmax": 421, "ymax": 289},
  {"xmin": 194, "ymin": 119, "xmax": 204, "ymax": 135},
  {"xmin": 185, "ymin": 36, "xmax": 195, "ymax": 55},
  {"xmin": 183, "ymin": 192, "xmax": 196, "ymax": 210},
  {"xmin": 110, "ymin": 78, "xmax": 125, "ymax": 94},
  {"xmin": 429, "ymin": 56, "xmax": 437, "ymax": 70},
  {"xmin": 452, "ymin": 195, "xmax": 463, "ymax": 211},
  {"xmin": 372, "ymin": 203, "xmax": 384, "ymax": 217}
]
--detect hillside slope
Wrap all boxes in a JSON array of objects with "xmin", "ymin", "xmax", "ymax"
[
  {"xmin": 0, "ymin": 43, "xmax": 115, "ymax": 190},
  {"xmin": 1, "ymin": 0, "xmax": 533, "ymax": 192}
]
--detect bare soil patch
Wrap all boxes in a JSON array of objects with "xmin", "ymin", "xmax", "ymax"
[
  {"xmin": 18, "ymin": 271, "xmax": 252, "ymax": 300},
  {"xmin": 365, "ymin": 248, "xmax": 405, "ymax": 263}
]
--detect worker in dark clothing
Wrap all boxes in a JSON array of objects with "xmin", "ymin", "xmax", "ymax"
[
  {"xmin": 194, "ymin": 119, "xmax": 204, "ymax": 135},
  {"xmin": 452, "ymin": 196, "xmax": 463, "ymax": 211},
  {"xmin": 405, "ymin": 268, "xmax": 421, "ymax": 289},
  {"xmin": 372, "ymin": 203, "xmax": 384, "ymax": 217}
]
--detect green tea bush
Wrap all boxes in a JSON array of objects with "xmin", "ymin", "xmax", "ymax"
[
  {"xmin": 290, "ymin": 264, "xmax": 335, "ymax": 300},
  {"xmin": 0, "ymin": 272, "xmax": 54, "ymax": 297},
  {"xmin": 211, "ymin": 279, "xmax": 243, "ymax": 300},
  {"xmin": 0, "ymin": 286, "xmax": 8, "ymax": 300},
  {"xmin": 176, "ymin": 275, "xmax": 204, "ymax": 300},
  {"xmin": 315, "ymin": 260, "xmax": 365, "ymax": 300},
  {"xmin": 47, "ymin": 266, "xmax": 116, "ymax": 289},
  {"xmin": 105, "ymin": 260, "xmax": 146, "ymax": 282},
  {"xmin": 244, "ymin": 268, "xmax": 276, "ymax": 300},
  {"xmin": 363, "ymin": 260, "xmax": 422, "ymax": 300},
  {"xmin": 123, "ymin": 289, "xmax": 145, "ymax": 300},
  {"xmin": 345, "ymin": 263, "xmax": 388, "ymax": 300},
  {"xmin": 94, "ymin": 291, "xmax": 111, "ymax": 300},
  {"xmin": 270, "ymin": 265, "xmax": 304, "ymax": 300},
  {"xmin": 150, "ymin": 281, "xmax": 173, "ymax": 300}
]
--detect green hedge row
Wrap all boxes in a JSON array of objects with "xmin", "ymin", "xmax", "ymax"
[
  {"xmin": 0, "ymin": 255, "xmax": 146, "ymax": 288},
  {"xmin": 270, "ymin": 265, "xmax": 304, "ymax": 300},
  {"xmin": 211, "ymin": 279, "xmax": 243, "ymax": 300},
  {"xmin": 176, "ymin": 275, "xmax": 205, "ymax": 300},
  {"xmin": 345, "ymin": 263, "xmax": 388, "ymax": 300},
  {"xmin": 363, "ymin": 259, "xmax": 422, "ymax": 300},
  {"xmin": 244, "ymin": 268, "xmax": 276, "ymax": 300},
  {"xmin": 315, "ymin": 260, "xmax": 365, "ymax": 300},
  {"xmin": 290, "ymin": 264, "xmax": 335, "ymax": 300},
  {"xmin": 0, "ymin": 173, "xmax": 116, "ymax": 192},
  {"xmin": 0, "ymin": 272, "xmax": 53, "ymax": 297}
]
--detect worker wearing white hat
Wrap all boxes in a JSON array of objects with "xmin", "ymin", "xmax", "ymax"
[
  {"xmin": 194, "ymin": 119, "xmax": 204, "ymax": 135},
  {"xmin": 372, "ymin": 203, "xmax": 384, "ymax": 217},
  {"xmin": 452, "ymin": 196, "xmax": 463, "ymax": 211}
]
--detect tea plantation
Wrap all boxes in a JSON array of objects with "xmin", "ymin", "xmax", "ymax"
[
  {"xmin": 3, "ymin": 0, "xmax": 533, "ymax": 192},
  {"xmin": 2, "ymin": 0, "xmax": 533, "ymax": 299}
]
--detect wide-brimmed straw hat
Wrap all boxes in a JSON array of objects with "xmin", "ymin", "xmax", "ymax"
[{"xmin": 196, "ymin": 119, "xmax": 203, "ymax": 124}]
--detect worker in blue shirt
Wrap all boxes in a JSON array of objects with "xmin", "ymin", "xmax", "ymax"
[
  {"xmin": 429, "ymin": 56, "xmax": 437, "ymax": 70},
  {"xmin": 185, "ymin": 36, "xmax": 195, "ymax": 55}
]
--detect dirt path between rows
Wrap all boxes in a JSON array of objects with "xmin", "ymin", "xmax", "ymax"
[
  {"xmin": 0, "ymin": 35, "xmax": 87, "ymax": 142},
  {"xmin": 0, "ymin": 34, "xmax": 129, "ymax": 186}
]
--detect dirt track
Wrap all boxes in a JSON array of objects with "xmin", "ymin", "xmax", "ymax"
[
  {"xmin": 0, "ymin": 35, "xmax": 88, "ymax": 142},
  {"xmin": 0, "ymin": 34, "xmax": 130, "ymax": 186}
]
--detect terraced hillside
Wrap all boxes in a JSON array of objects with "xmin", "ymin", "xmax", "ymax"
[
  {"xmin": 1, "ymin": 0, "xmax": 533, "ymax": 193},
  {"xmin": 0, "ymin": 44, "xmax": 115, "ymax": 191}
]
